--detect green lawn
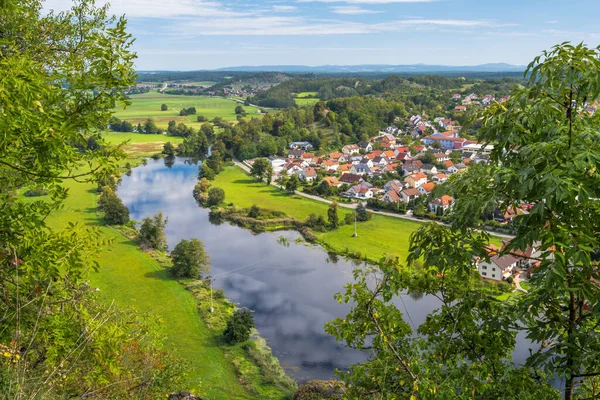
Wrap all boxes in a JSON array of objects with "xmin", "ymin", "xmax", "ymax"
[
  {"xmin": 320, "ymin": 215, "xmax": 424, "ymax": 263},
  {"xmin": 296, "ymin": 92, "xmax": 318, "ymax": 98},
  {"xmin": 212, "ymin": 166, "xmax": 424, "ymax": 262},
  {"xmin": 104, "ymin": 132, "xmax": 184, "ymax": 156},
  {"xmin": 114, "ymin": 91, "xmax": 259, "ymax": 129},
  {"xmin": 294, "ymin": 92, "xmax": 320, "ymax": 106},
  {"xmin": 42, "ymin": 157, "xmax": 285, "ymax": 399},
  {"xmin": 212, "ymin": 166, "xmax": 352, "ymax": 221}
]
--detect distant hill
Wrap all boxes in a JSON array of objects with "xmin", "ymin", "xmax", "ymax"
[{"xmin": 215, "ymin": 63, "xmax": 525, "ymax": 74}]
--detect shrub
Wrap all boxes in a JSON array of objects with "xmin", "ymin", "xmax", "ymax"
[
  {"xmin": 170, "ymin": 238, "xmax": 210, "ymax": 279},
  {"xmin": 207, "ymin": 187, "xmax": 225, "ymax": 206},
  {"xmin": 139, "ymin": 212, "xmax": 168, "ymax": 251},
  {"xmin": 224, "ymin": 309, "xmax": 255, "ymax": 344},
  {"xmin": 98, "ymin": 187, "xmax": 130, "ymax": 225},
  {"xmin": 23, "ymin": 187, "xmax": 49, "ymax": 197}
]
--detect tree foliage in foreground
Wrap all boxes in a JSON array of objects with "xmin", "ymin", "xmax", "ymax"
[
  {"xmin": 327, "ymin": 43, "xmax": 600, "ymax": 400},
  {"xmin": 0, "ymin": 0, "xmax": 185, "ymax": 397}
]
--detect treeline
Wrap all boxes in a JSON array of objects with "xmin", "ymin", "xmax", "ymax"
[{"xmin": 136, "ymin": 70, "xmax": 247, "ymax": 83}]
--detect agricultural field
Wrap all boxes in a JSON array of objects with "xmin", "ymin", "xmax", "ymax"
[
  {"xmin": 114, "ymin": 91, "xmax": 261, "ymax": 129},
  {"xmin": 294, "ymin": 91, "xmax": 320, "ymax": 106},
  {"xmin": 104, "ymin": 132, "xmax": 184, "ymax": 156}
]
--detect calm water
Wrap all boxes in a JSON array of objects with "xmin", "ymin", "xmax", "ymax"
[{"xmin": 117, "ymin": 158, "xmax": 533, "ymax": 382}]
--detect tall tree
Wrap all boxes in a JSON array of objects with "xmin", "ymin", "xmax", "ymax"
[
  {"xmin": 250, "ymin": 158, "xmax": 271, "ymax": 182},
  {"xmin": 327, "ymin": 43, "xmax": 600, "ymax": 400},
  {"xmin": 0, "ymin": 0, "xmax": 183, "ymax": 397},
  {"xmin": 328, "ymin": 201, "xmax": 339, "ymax": 228},
  {"xmin": 139, "ymin": 212, "xmax": 168, "ymax": 251}
]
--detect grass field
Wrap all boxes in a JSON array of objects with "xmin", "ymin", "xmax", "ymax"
[
  {"xmin": 294, "ymin": 92, "xmax": 320, "ymax": 106},
  {"xmin": 212, "ymin": 166, "xmax": 351, "ymax": 221},
  {"xmin": 104, "ymin": 132, "xmax": 184, "ymax": 156},
  {"xmin": 114, "ymin": 91, "xmax": 258, "ymax": 129},
  {"xmin": 212, "ymin": 166, "xmax": 427, "ymax": 262},
  {"xmin": 39, "ymin": 137, "xmax": 288, "ymax": 399}
]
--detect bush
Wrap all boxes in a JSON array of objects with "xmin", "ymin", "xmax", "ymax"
[
  {"xmin": 139, "ymin": 212, "xmax": 168, "ymax": 251},
  {"xmin": 207, "ymin": 187, "xmax": 225, "ymax": 206},
  {"xmin": 170, "ymin": 238, "xmax": 210, "ymax": 279},
  {"xmin": 224, "ymin": 309, "xmax": 255, "ymax": 344},
  {"xmin": 23, "ymin": 187, "xmax": 49, "ymax": 197},
  {"xmin": 98, "ymin": 187, "xmax": 130, "ymax": 225}
]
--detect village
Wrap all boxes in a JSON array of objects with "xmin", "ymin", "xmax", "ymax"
[{"xmin": 249, "ymin": 93, "xmax": 551, "ymax": 286}]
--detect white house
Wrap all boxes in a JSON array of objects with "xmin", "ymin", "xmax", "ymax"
[
  {"xmin": 342, "ymin": 144, "xmax": 360, "ymax": 155},
  {"xmin": 429, "ymin": 195, "xmax": 454, "ymax": 214},
  {"xmin": 382, "ymin": 190, "xmax": 401, "ymax": 203},
  {"xmin": 346, "ymin": 182, "xmax": 374, "ymax": 199},
  {"xmin": 299, "ymin": 167, "xmax": 317, "ymax": 182},
  {"xmin": 418, "ymin": 182, "xmax": 436, "ymax": 196},
  {"xmin": 350, "ymin": 164, "xmax": 371, "ymax": 176},
  {"xmin": 477, "ymin": 252, "xmax": 519, "ymax": 281},
  {"xmin": 400, "ymin": 188, "xmax": 420, "ymax": 203}
]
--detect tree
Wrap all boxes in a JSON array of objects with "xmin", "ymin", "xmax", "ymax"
[
  {"xmin": 328, "ymin": 201, "xmax": 339, "ymax": 228},
  {"xmin": 265, "ymin": 164, "xmax": 274, "ymax": 184},
  {"xmin": 162, "ymin": 141, "xmax": 176, "ymax": 157},
  {"xmin": 199, "ymin": 165, "xmax": 216, "ymax": 180},
  {"xmin": 0, "ymin": 0, "xmax": 184, "ymax": 397},
  {"xmin": 161, "ymin": 103, "xmax": 168, "ymax": 111},
  {"xmin": 285, "ymin": 174, "xmax": 300, "ymax": 192},
  {"xmin": 235, "ymin": 104, "xmax": 245, "ymax": 115},
  {"xmin": 224, "ymin": 309, "xmax": 255, "ymax": 344},
  {"xmin": 200, "ymin": 123, "xmax": 215, "ymax": 141},
  {"xmin": 250, "ymin": 158, "xmax": 271, "ymax": 181},
  {"xmin": 327, "ymin": 44, "xmax": 600, "ymax": 400},
  {"xmin": 275, "ymin": 169, "xmax": 288, "ymax": 190},
  {"xmin": 144, "ymin": 118, "xmax": 159, "ymax": 134},
  {"xmin": 98, "ymin": 187, "xmax": 130, "ymax": 225},
  {"xmin": 170, "ymin": 238, "xmax": 210, "ymax": 279},
  {"xmin": 356, "ymin": 203, "xmax": 369, "ymax": 221},
  {"xmin": 207, "ymin": 187, "xmax": 225, "ymax": 206},
  {"xmin": 139, "ymin": 212, "xmax": 168, "ymax": 251}
]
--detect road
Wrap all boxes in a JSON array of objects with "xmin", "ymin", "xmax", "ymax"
[{"xmin": 232, "ymin": 159, "xmax": 515, "ymax": 240}]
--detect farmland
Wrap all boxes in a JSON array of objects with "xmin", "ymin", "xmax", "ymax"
[
  {"xmin": 294, "ymin": 91, "xmax": 320, "ymax": 106},
  {"xmin": 114, "ymin": 91, "xmax": 261, "ymax": 129}
]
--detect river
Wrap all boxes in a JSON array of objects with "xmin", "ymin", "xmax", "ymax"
[{"xmin": 117, "ymin": 158, "xmax": 532, "ymax": 382}]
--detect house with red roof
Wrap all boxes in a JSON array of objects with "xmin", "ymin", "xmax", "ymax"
[{"xmin": 429, "ymin": 195, "xmax": 455, "ymax": 214}]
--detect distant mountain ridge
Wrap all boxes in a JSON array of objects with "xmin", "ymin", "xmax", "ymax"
[{"xmin": 214, "ymin": 63, "xmax": 525, "ymax": 74}]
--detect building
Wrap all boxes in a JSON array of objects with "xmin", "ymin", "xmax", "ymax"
[
  {"xmin": 382, "ymin": 190, "xmax": 401, "ymax": 203},
  {"xmin": 476, "ymin": 249, "xmax": 519, "ymax": 281},
  {"xmin": 299, "ymin": 167, "xmax": 317, "ymax": 182},
  {"xmin": 429, "ymin": 195, "xmax": 454, "ymax": 214},
  {"xmin": 288, "ymin": 149, "xmax": 304, "ymax": 159},
  {"xmin": 342, "ymin": 144, "xmax": 360, "ymax": 155},
  {"xmin": 400, "ymin": 188, "xmax": 420, "ymax": 203},
  {"xmin": 323, "ymin": 176, "xmax": 342, "ymax": 187},
  {"xmin": 339, "ymin": 173, "xmax": 363, "ymax": 185},
  {"xmin": 405, "ymin": 172, "xmax": 428, "ymax": 188},
  {"xmin": 289, "ymin": 141, "xmax": 313, "ymax": 151},
  {"xmin": 432, "ymin": 173, "xmax": 448, "ymax": 183},
  {"xmin": 345, "ymin": 182, "xmax": 374, "ymax": 199},
  {"xmin": 418, "ymin": 182, "xmax": 436, "ymax": 196}
]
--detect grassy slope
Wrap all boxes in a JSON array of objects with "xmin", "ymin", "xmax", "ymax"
[
  {"xmin": 114, "ymin": 91, "xmax": 252, "ymax": 129},
  {"xmin": 294, "ymin": 92, "xmax": 320, "ymax": 106},
  {"xmin": 104, "ymin": 132, "xmax": 184, "ymax": 156},
  {"xmin": 42, "ymin": 137, "xmax": 284, "ymax": 399}
]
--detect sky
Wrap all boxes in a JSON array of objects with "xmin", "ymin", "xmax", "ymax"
[{"xmin": 44, "ymin": 0, "xmax": 600, "ymax": 70}]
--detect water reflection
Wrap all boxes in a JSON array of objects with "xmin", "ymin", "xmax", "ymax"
[{"xmin": 120, "ymin": 158, "xmax": 529, "ymax": 382}]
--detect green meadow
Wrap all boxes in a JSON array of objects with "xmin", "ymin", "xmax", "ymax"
[
  {"xmin": 114, "ymin": 91, "xmax": 260, "ymax": 129},
  {"xmin": 212, "ymin": 166, "xmax": 426, "ymax": 262},
  {"xmin": 294, "ymin": 91, "xmax": 320, "ymax": 106},
  {"xmin": 37, "ymin": 138, "xmax": 290, "ymax": 399}
]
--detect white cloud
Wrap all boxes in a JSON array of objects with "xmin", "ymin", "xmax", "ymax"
[
  {"xmin": 299, "ymin": 0, "xmax": 437, "ymax": 3},
  {"xmin": 43, "ymin": 0, "xmax": 242, "ymax": 18},
  {"xmin": 272, "ymin": 5, "xmax": 298, "ymax": 12},
  {"xmin": 545, "ymin": 20, "xmax": 559, "ymax": 24},
  {"xmin": 330, "ymin": 5, "xmax": 381, "ymax": 14},
  {"xmin": 171, "ymin": 17, "xmax": 517, "ymax": 36},
  {"xmin": 542, "ymin": 29, "xmax": 600, "ymax": 38}
]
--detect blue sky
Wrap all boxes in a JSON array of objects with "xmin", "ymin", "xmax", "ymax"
[{"xmin": 46, "ymin": 0, "xmax": 600, "ymax": 70}]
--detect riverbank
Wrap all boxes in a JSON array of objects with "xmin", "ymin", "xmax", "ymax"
[{"xmin": 41, "ymin": 135, "xmax": 295, "ymax": 399}]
